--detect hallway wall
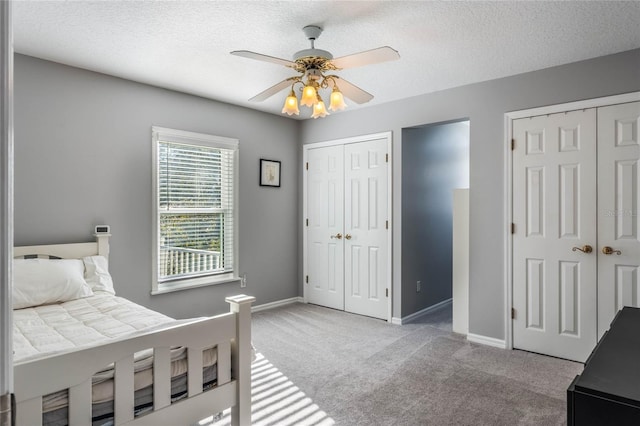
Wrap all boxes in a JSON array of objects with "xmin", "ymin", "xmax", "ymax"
[{"xmin": 402, "ymin": 121, "xmax": 469, "ymax": 316}]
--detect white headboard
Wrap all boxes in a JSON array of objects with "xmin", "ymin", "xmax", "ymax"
[{"xmin": 14, "ymin": 232, "xmax": 111, "ymax": 261}]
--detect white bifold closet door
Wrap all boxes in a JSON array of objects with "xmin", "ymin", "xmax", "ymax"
[
  {"xmin": 512, "ymin": 101, "xmax": 640, "ymax": 363},
  {"xmin": 343, "ymin": 140, "xmax": 389, "ymax": 319},
  {"xmin": 513, "ymin": 109, "xmax": 598, "ymax": 363},
  {"xmin": 306, "ymin": 138, "xmax": 389, "ymax": 320},
  {"xmin": 307, "ymin": 145, "xmax": 345, "ymax": 311},
  {"xmin": 597, "ymin": 102, "xmax": 640, "ymax": 339}
]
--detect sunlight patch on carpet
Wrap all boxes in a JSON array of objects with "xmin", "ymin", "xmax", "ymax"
[{"xmin": 201, "ymin": 353, "xmax": 335, "ymax": 426}]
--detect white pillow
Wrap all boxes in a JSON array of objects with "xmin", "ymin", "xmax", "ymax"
[
  {"xmin": 83, "ymin": 255, "xmax": 116, "ymax": 295},
  {"xmin": 13, "ymin": 259, "xmax": 93, "ymax": 309}
]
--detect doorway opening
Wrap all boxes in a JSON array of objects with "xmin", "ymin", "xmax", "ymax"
[{"xmin": 400, "ymin": 119, "xmax": 470, "ymax": 323}]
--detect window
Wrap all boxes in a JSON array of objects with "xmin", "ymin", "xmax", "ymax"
[{"xmin": 152, "ymin": 127, "xmax": 238, "ymax": 294}]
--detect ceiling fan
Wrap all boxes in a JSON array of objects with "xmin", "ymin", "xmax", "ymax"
[{"xmin": 231, "ymin": 25, "xmax": 400, "ymax": 118}]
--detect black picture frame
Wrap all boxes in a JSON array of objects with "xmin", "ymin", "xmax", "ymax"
[{"xmin": 259, "ymin": 159, "xmax": 281, "ymax": 187}]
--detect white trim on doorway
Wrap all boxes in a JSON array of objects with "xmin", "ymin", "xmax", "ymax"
[
  {"xmin": 0, "ymin": 0, "xmax": 14, "ymax": 401},
  {"xmin": 391, "ymin": 298, "xmax": 452, "ymax": 325},
  {"xmin": 503, "ymin": 91, "xmax": 640, "ymax": 352},
  {"xmin": 467, "ymin": 333, "xmax": 507, "ymax": 349},
  {"xmin": 303, "ymin": 132, "xmax": 394, "ymax": 323}
]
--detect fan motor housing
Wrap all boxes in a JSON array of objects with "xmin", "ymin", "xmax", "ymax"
[
  {"xmin": 293, "ymin": 48, "xmax": 333, "ymax": 62},
  {"xmin": 293, "ymin": 53, "xmax": 337, "ymax": 73}
]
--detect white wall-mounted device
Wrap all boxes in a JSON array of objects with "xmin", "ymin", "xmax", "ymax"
[{"xmin": 94, "ymin": 225, "xmax": 110, "ymax": 234}]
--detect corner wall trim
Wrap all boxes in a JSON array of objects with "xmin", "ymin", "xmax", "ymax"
[
  {"xmin": 392, "ymin": 298, "xmax": 452, "ymax": 325},
  {"xmin": 251, "ymin": 297, "xmax": 304, "ymax": 313},
  {"xmin": 467, "ymin": 333, "xmax": 507, "ymax": 349},
  {"xmin": 0, "ymin": 0, "xmax": 14, "ymax": 396}
]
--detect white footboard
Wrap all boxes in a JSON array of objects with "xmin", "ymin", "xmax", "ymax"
[{"xmin": 14, "ymin": 294, "xmax": 255, "ymax": 426}]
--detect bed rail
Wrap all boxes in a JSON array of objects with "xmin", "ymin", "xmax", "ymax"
[{"xmin": 14, "ymin": 294, "xmax": 254, "ymax": 426}]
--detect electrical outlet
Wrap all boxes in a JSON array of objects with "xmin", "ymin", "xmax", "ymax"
[
  {"xmin": 417, "ymin": 280, "xmax": 421, "ymax": 292},
  {"xmin": 241, "ymin": 273, "xmax": 247, "ymax": 288}
]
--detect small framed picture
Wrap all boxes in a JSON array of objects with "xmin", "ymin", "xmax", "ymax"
[{"xmin": 260, "ymin": 159, "xmax": 281, "ymax": 187}]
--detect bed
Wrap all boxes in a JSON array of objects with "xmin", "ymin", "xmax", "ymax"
[{"xmin": 12, "ymin": 232, "xmax": 254, "ymax": 426}]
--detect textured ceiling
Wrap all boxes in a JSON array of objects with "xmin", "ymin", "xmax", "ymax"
[{"xmin": 12, "ymin": 1, "xmax": 640, "ymax": 120}]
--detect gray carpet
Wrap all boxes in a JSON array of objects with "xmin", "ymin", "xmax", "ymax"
[
  {"xmin": 249, "ymin": 302, "xmax": 583, "ymax": 426},
  {"xmin": 206, "ymin": 351, "xmax": 334, "ymax": 426}
]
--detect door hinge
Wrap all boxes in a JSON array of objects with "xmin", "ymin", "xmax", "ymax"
[
  {"xmin": 306, "ymin": 218, "xmax": 309, "ymax": 226},
  {"xmin": 511, "ymin": 307, "xmax": 516, "ymax": 319},
  {"xmin": 306, "ymin": 162, "xmax": 309, "ymax": 170},
  {"xmin": 306, "ymin": 275, "xmax": 309, "ymax": 284},
  {"xmin": 386, "ymin": 220, "xmax": 389, "ymax": 230},
  {"xmin": 385, "ymin": 153, "xmax": 389, "ymax": 163},
  {"xmin": 511, "ymin": 139, "xmax": 515, "ymax": 151},
  {"xmin": 386, "ymin": 288, "xmax": 389, "ymax": 298},
  {"xmin": 511, "ymin": 223, "xmax": 515, "ymax": 234}
]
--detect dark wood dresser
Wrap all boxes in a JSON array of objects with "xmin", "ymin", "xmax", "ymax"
[{"xmin": 567, "ymin": 306, "xmax": 640, "ymax": 425}]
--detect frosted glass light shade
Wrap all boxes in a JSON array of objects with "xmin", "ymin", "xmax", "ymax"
[
  {"xmin": 300, "ymin": 84, "xmax": 317, "ymax": 107},
  {"xmin": 281, "ymin": 91, "xmax": 300, "ymax": 115},
  {"xmin": 329, "ymin": 88, "xmax": 347, "ymax": 111},
  {"xmin": 311, "ymin": 99, "xmax": 329, "ymax": 119}
]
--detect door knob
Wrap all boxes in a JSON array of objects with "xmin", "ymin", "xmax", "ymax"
[
  {"xmin": 345, "ymin": 234, "xmax": 352, "ymax": 240},
  {"xmin": 330, "ymin": 233, "xmax": 343, "ymax": 240},
  {"xmin": 602, "ymin": 246, "xmax": 622, "ymax": 255},
  {"xmin": 572, "ymin": 245, "xmax": 593, "ymax": 254}
]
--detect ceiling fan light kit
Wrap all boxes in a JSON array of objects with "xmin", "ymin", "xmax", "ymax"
[
  {"xmin": 311, "ymin": 94, "xmax": 329, "ymax": 119},
  {"xmin": 281, "ymin": 89, "xmax": 300, "ymax": 116},
  {"xmin": 231, "ymin": 25, "xmax": 399, "ymax": 119},
  {"xmin": 329, "ymin": 86, "xmax": 347, "ymax": 111},
  {"xmin": 300, "ymin": 81, "xmax": 318, "ymax": 107}
]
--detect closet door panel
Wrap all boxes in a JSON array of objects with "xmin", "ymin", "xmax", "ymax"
[
  {"xmin": 512, "ymin": 109, "xmax": 598, "ymax": 363},
  {"xmin": 306, "ymin": 145, "xmax": 345, "ymax": 310},
  {"xmin": 597, "ymin": 101, "xmax": 640, "ymax": 338},
  {"xmin": 344, "ymin": 138, "xmax": 388, "ymax": 320}
]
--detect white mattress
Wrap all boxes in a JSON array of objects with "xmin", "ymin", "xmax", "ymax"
[
  {"xmin": 13, "ymin": 292, "xmax": 218, "ymax": 412},
  {"xmin": 13, "ymin": 292, "xmax": 175, "ymax": 363}
]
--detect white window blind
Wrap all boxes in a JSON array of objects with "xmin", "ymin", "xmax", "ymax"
[{"xmin": 152, "ymin": 127, "xmax": 238, "ymax": 291}]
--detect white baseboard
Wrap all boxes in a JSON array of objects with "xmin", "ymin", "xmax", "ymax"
[
  {"xmin": 467, "ymin": 333, "xmax": 507, "ymax": 349},
  {"xmin": 252, "ymin": 297, "xmax": 304, "ymax": 313},
  {"xmin": 391, "ymin": 298, "xmax": 452, "ymax": 325}
]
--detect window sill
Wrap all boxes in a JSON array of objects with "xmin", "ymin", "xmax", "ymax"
[{"xmin": 152, "ymin": 274, "xmax": 241, "ymax": 295}]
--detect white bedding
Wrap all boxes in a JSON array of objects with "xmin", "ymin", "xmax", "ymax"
[
  {"xmin": 13, "ymin": 292, "xmax": 177, "ymax": 362},
  {"xmin": 13, "ymin": 292, "xmax": 218, "ymax": 412}
]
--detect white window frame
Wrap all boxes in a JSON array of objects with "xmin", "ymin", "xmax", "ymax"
[{"xmin": 151, "ymin": 126, "xmax": 239, "ymax": 295}]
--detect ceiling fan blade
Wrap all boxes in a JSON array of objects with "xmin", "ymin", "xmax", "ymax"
[
  {"xmin": 231, "ymin": 50, "xmax": 296, "ymax": 68},
  {"xmin": 248, "ymin": 78, "xmax": 295, "ymax": 102},
  {"xmin": 331, "ymin": 76, "xmax": 373, "ymax": 104},
  {"xmin": 330, "ymin": 46, "xmax": 400, "ymax": 70}
]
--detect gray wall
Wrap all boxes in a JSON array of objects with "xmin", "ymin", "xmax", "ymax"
[
  {"xmin": 13, "ymin": 54, "xmax": 300, "ymax": 318},
  {"xmin": 12, "ymin": 49, "xmax": 640, "ymax": 337},
  {"xmin": 402, "ymin": 121, "xmax": 469, "ymax": 316},
  {"xmin": 300, "ymin": 48, "xmax": 640, "ymax": 338}
]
